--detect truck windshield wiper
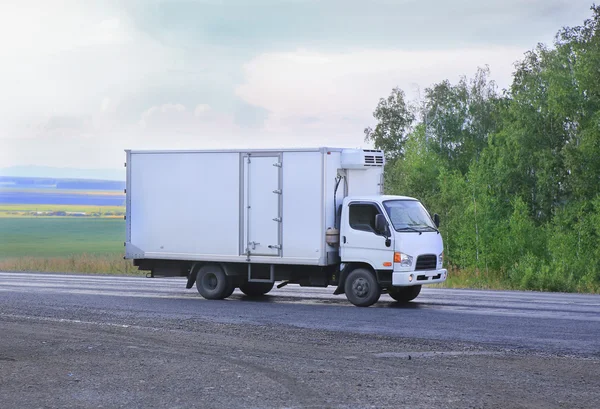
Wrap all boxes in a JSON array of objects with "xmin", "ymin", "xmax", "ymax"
[{"xmin": 396, "ymin": 226, "xmax": 422, "ymax": 235}]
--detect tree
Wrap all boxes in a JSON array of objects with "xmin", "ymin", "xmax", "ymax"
[
  {"xmin": 421, "ymin": 66, "xmax": 500, "ymax": 175},
  {"xmin": 364, "ymin": 87, "xmax": 415, "ymax": 164},
  {"xmin": 362, "ymin": 5, "xmax": 600, "ymax": 292}
]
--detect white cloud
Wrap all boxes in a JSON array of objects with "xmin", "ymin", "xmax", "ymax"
[
  {"xmin": 0, "ymin": 1, "xmax": 180, "ymax": 138},
  {"xmin": 139, "ymin": 103, "xmax": 186, "ymax": 128},
  {"xmin": 194, "ymin": 104, "xmax": 212, "ymax": 117},
  {"xmin": 235, "ymin": 47, "xmax": 527, "ymax": 135},
  {"xmin": 1, "ymin": 1, "xmax": 592, "ymax": 173},
  {"xmin": 137, "ymin": 103, "xmax": 238, "ymax": 134},
  {"xmin": 88, "ymin": 17, "xmax": 133, "ymax": 46}
]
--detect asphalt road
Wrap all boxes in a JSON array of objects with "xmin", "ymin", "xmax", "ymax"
[{"xmin": 1, "ymin": 272, "xmax": 599, "ymax": 408}]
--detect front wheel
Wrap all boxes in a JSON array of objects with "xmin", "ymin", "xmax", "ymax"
[
  {"xmin": 344, "ymin": 268, "xmax": 380, "ymax": 307},
  {"xmin": 388, "ymin": 285, "xmax": 421, "ymax": 303}
]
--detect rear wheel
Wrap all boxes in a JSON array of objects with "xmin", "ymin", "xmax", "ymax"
[
  {"xmin": 388, "ymin": 285, "xmax": 421, "ymax": 303},
  {"xmin": 195, "ymin": 264, "xmax": 230, "ymax": 300},
  {"xmin": 239, "ymin": 281, "xmax": 274, "ymax": 297},
  {"xmin": 222, "ymin": 279, "xmax": 236, "ymax": 298},
  {"xmin": 344, "ymin": 268, "xmax": 380, "ymax": 307}
]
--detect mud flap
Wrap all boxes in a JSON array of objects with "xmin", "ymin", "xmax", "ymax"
[
  {"xmin": 333, "ymin": 265, "xmax": 350, "ymax": 295},
  {"xmin": 185, "ymin": 266, "xmax": 197, "ymax": 289}
]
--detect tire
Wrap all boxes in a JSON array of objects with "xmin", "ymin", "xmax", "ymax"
[
  {"xmin": 222, "ymin": 279, "xmax": 236, "ymax": 298},
  {"xmin": 344, "ymin": 268, "xmax": 380, "ymax": 307},
  {"xmin": 195, "ymin": 264, "xmax": 230, "ymax": 300},
  {"xmin": 239, "ymin": 281, "xmax": 274, "ymax": 297},
  {"xmin": 388, "ymin": 285, "xmax": 421, "ymax": 303}
]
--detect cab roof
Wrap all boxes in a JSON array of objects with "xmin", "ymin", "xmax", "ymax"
[{"xmin": 344, "ymin": 194, "xmax": 418, "ymax": 202}]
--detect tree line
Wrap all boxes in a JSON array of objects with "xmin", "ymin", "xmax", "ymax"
[{"xmin": 365, "ymin": 5, "xmax": 600, "ymax": 292}]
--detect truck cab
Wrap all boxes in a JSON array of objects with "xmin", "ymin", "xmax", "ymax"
[{"xmin": 336, "ymin": 194, "xmax": 447, "ymax": 306}]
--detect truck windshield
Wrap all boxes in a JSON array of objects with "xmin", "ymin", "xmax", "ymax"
[{"xmin": 382, "ymin": 200, "xmax": 437, "ymax": 232}]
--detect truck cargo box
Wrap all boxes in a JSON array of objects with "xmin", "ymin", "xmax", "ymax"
[{"xmin": 125, "ymin": 147, "xmax": 384, "ymax": 267}]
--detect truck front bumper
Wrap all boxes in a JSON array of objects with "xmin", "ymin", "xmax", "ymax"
[{"xmin": 392, "ymin": 269, "xmax": 448, "ymax": 286}]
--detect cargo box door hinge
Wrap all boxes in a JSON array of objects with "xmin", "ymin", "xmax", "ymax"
[
  {"xmin": 273, "ymin": 162, "xmax": 282, "ymax": 168},
  {"xmin": 268, "ymin": 244, "xmax": 282, "ymax": 250}
]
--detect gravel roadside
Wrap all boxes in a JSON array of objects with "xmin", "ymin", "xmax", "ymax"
[{"xmin": 1, "ymin": 315, "xmax": 598, "ymax": 409}]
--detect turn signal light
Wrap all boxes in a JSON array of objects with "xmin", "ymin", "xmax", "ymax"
[{"xmin": 394, "ymin": 252, "xmax": 401, "ymax": 263}]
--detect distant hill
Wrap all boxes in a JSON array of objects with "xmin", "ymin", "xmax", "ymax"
[{"xmin": 0, "ymin": 166, "xmax": 125, "ymax": 182}]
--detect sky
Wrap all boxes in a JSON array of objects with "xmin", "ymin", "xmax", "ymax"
[{"xmin": 0, "ymin": 0, "xmax": 594, "ymax": 178}]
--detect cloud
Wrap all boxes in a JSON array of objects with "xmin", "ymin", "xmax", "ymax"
[
  {"xmin": 235, "ymin": 46, "xmax": 528, "ymax": 135},
  {"xmin": 0, "ymin": 1, "xmax": 185, "ymax": 136},
  {"xmin": 0, "ymin": 0, "xmax": 595, "ymax": 171},
  {"xmin": 137, "ymin": 103, "xmax": 238, "ymax": 133},
  {"xmin": 139, "ymin": 103, "xmax": 186, "ymax": 128},
  {"xmin": 100, "ymin": 97, "xmax": 118, "ymax": 114},
  {"xmin": 122, "ymin": 0, "xmax": 593, "ymax": 51},
  {"xmin": 194, "ymin": 104, "xmax": 212, "ymax": 117}
]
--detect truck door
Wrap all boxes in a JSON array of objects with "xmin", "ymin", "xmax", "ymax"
[
  {"xmin": 340, "ymin": 201, "xmax": 394, "ymax": 269},
  {"xmin": 242, "ymin": 153, "xmax": 282, "ymax": 257}
]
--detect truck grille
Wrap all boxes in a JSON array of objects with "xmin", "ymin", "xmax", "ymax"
[{"xmin": 415, "ymin": 255, "xmax": 437, "ymax": 271}]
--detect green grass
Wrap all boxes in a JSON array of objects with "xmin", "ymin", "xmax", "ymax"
[
  {"xmin": 0, "ymin": 216, "xmax": 140, "ymax": 275},
  {"xmin": 0, "ymin": 254, "xmax": 141, "ymax": 275},
  {"xmin": 0, "ymin": 217, "xmax": 125, "ymax": 258},
  {"xmin": 430, "ymin": 267, "xmax": 513, "ymax": 290}
]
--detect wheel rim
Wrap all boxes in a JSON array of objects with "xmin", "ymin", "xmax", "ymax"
[
  {"xmin": 202, "ymin": 272, "xmax": 218, "ymax": 290},
  {"xmin": 352, "ymin": 277, "xmax": 370, "ymax": 298}
]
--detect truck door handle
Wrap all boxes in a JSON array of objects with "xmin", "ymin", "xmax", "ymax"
[{"xmin": 343, "ymin": 236, "xmax": 346, "ymax": 243}]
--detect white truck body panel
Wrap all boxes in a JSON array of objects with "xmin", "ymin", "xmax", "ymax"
[
  {"xmin": 128, "ymin": 151, "xmax": 240, "ymax": 257},
  {"xmin": 281, "ymin": 151, "xmax": 324, "ymax": 261},
  {"xmin": 125, "ymin": 147, "xmax": 385, "ymax": 266}
]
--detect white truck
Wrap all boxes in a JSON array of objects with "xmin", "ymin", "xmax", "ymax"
[{"xmin": 124, "ymin": 147, "xmax": 447, "ymax": 307}]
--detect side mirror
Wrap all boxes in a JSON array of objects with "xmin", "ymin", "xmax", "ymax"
[
  {"xmin": 433, "ymin": 213, "xmax": 440, "ymax": 228},
  {"xmin": 375, "ymin": 214, "xmax": 388, "ymax": 235}
]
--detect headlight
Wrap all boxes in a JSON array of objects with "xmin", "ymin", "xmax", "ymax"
[
  {"xmin": 438, "ymin": 252, "xmax": 443, "ymax": 266},
  {"xmin": 394, "ymin": 252, "xmax": 413, "ymax": 267}
]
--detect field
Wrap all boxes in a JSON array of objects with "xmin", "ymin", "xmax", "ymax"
[
  {"xmin": 0, "ymin": 216, "xmax": 138, "ymax": 275},
  {"xmin": 0, "ymin": 178, "xmax": 137, "ymax": 275},
  {"xmin": 0, "ymin": 190, "xmax": 125, "ymax": 206},
  {"xmin": 0, "ymin": 204, "xmax": 125, "ymax": 218},
  {"xmin": 0, "ymin": 217, "xmax": 124, "ymax": 258}
]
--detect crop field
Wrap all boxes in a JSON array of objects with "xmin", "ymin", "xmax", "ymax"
[
  {"xmin": 0, "ymin": 190, "xmax": 125, "ymax": 206},
  {"xmin": 0, "ymin": 204, "xmax": 125, "ymax": 217},
  {"xmin": 0, "ymin": 179, "xmax": 137, "ymax": 274},
  {"xmin": 0, "ymin": 217, "xmax": 125, "ymax": 258},
  {"xmin": 0, "ymin": 217, "xmax": 138, "ymax": 274}
]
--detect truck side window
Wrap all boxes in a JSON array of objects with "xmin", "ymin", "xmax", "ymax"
[{"xmin": 349, "ymin": 204, "xmax": 380, "ymax": 233}]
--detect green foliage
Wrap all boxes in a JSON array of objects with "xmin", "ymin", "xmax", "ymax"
[
  {"xmin": 421, "ymin": 66, "xmax": 501, "ymax": 175},
  {"xmin": 364, "ymin": 87, "xmax": 415, "ymax": 165},
  {"xmin": 367, "ymin": 5, "xmax": 600, "ymax": 293},
  {"xmin": 387, "ymin": 124, "xmax": 442, "ymax": 202}
]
